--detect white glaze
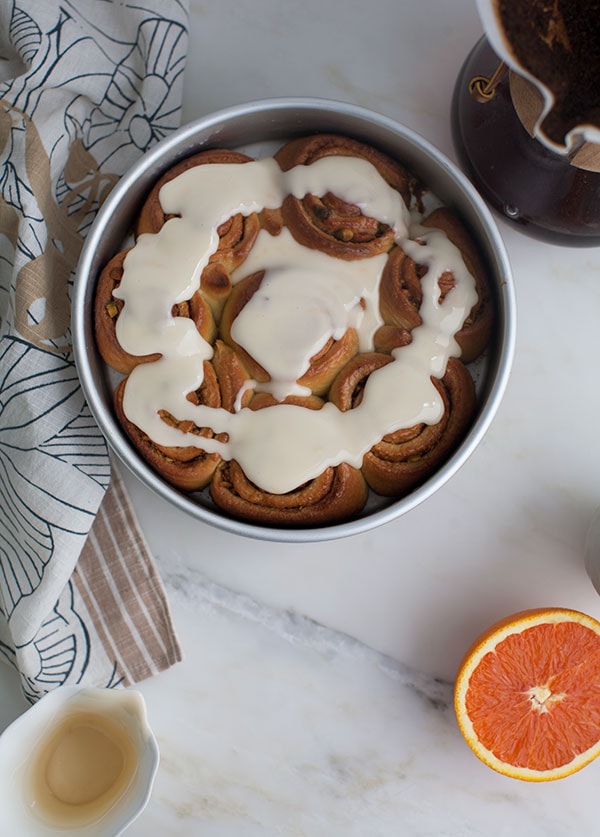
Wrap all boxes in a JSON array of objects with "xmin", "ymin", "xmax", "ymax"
[
  {"xmin": 230, "ymin": 227, "xmax": 388, "ymax": 399},
  {"xmin": 0, "ymin": 687, "xmax": 158, "ymax": 837},
  {"xmin": 114, "ymin": 154, "xmax": 477, "ymax": 494}
]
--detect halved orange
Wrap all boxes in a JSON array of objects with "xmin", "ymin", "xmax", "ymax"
[{"xmin": 454, "ymin": 608, "xmax": 600, "ymax": 781}]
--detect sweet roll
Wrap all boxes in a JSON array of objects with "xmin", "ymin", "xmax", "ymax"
[
  {"xmin": 210, "ymin": 459, "xmax": 368, "ymax": 527},
  {"xmin": 274, "ymin": 133, "xmax": 413, "ymax": 260},
  {"xmin": 422, "ymin": 208, "xmax": 494, "ymax": 363},
  {"xmin": 113, "ymin": 361, "xmax": 223, "ymax": 492},
  {"xmin": 331, "ymin": 355, "xmax": 477, "ymax": 496}
]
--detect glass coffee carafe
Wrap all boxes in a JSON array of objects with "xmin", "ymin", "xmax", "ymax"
[{"xmin": 451, "ymin": 1, "xmax": 600, "ymax": 247}]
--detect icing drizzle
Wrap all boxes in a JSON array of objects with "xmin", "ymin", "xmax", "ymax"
[{"xmin": 113, "ymin": 153, "xmax": 478, "ymax": 494}]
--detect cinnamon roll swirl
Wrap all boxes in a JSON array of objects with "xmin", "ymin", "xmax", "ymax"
[
  {"xmin": 422, "ymin": 207, "xmax": 494, "ymax": 363},
  {"xmin": 330, "ymin": 354, "xmax": 477, "ymax": 496},
  {"xmin": 210, "ymin": 459, "xmax": 368, "ymax": 526},
  {"xmin": 211, "ymin": 339, "xmax": 254, "ymax": 412},
  {"xmin": 135, "ymin": 149, "xmax": 255, "ymax": 235},
  {"xmin": 94, "ymin": 249, "xmax": 217, "ymax": 375},
  {"xmin": 376, "ymin": 209, "xmax": 494, "ymax": 364},
  {"xmin": 219, "ymin": 269, "xmax": 360, "ymax": 397},
  {"xmin": 114, "ymin": 361, "xmax": 223, "ymax": 492},
  {"xmin": 94, "ymin": 249, "xmax": 156, "ymax": 375},
  {"xmin": 135, "ymin": 148, "xmax": 262, "ymax": 321},
  {"xmin": 377, "ymin": 245, "xmax": 424, "ymax": 334},
  {"xmin": 274, "ymin": 133, "xmax": 413, "ymax": 260}
]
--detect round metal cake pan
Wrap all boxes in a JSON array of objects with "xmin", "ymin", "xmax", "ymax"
[{"xmin": 72, "ymin": 97, "xmax": 516, "ymax": 543}]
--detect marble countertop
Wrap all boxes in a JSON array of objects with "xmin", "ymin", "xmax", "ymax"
[{"xmin": 3, "ymin": 0, "xmax": 600, "ymax": 833}]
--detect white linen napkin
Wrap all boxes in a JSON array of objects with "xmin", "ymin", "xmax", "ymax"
[{"xmin": 0, "ymin": 0, "xmax": 188, "ymax": 701}]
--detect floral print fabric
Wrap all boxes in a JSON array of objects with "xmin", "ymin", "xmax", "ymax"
[{"xmin": 0, "ymin": 0, "xmax": 187, "ymax": 700}]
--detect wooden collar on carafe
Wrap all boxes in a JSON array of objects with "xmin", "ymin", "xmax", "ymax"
[
  {"xmin": 468, "ymin": 56, "xmax": 600, "ymax": 173},
  {"xmin": 509, "ymin": 71, "xmax": 600, "ymax": 173}
]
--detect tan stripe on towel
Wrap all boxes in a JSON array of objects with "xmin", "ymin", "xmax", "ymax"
[
  {"xmin": 73, "ymin": 561, "xmax": 131, "ymax": 685},
  {"xmin": 72, "ymin": 471, "xmax": 182, "ymax": 685}
]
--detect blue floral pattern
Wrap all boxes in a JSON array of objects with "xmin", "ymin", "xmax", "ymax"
[{"xmin": 0, "ymin": 0, "xmax": 188, "ymax": 699}]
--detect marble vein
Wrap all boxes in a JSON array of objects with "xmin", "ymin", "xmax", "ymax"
[{"xmin": 125, "ymin": 570, "xmax": 600, "ymax": 836}]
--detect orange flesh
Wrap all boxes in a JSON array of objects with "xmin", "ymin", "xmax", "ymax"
[{"xmin": 466, "ymin": 622, "xmax": 600, "ymax": 771}]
